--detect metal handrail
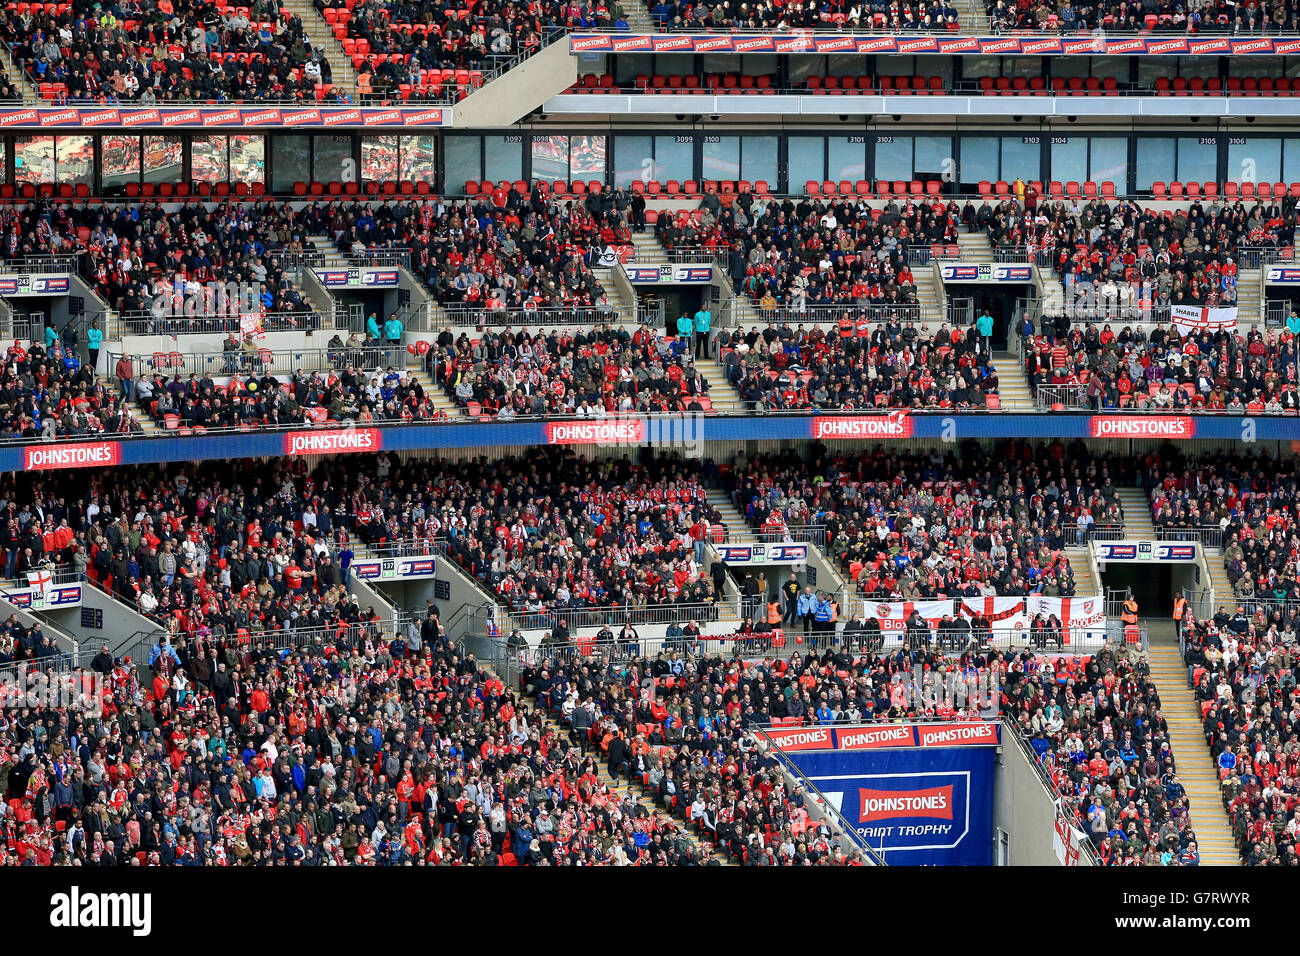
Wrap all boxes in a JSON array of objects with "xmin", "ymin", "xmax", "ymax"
[
  {"xmin": 111, "ymin": 309, "xmax": 323, "ymax": 338},
  {"xmin": 111, "ymin": 344, "xmax": 409, "ymax": 380},
  {"xmin": 1000, "ymin": 714, "xmax": 1102, "ymax": 866},
  {"xmin": 438, "ymin": 303, "xmax": 622, "ymax": 327},
  {"xmin": 751, "ymin": 724, "xmax": 888, "ymax": 865}
]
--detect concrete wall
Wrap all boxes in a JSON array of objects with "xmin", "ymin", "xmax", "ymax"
[
  {"xmin": 47, "ymin": 583, "xmax": 163, "ymax": 665},
  {"xmin": 456, "ymin": 41, "xmax": 577, "ymax": 127},
  {"xmin": 993, "ymin": 731, "xmax": 1094, "ymax": 866}
]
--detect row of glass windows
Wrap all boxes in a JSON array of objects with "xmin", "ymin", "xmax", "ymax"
[
  {"xmin": 4, "ymin": 134, "xmax": 440, "ymax": 190},
  {"xmin": 4, "ymin": 132, "xmax": 1300, "ymax": 193}
]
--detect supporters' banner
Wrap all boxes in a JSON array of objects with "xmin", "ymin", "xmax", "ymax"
[
  {"xmin": 1026, "ymin": 595, "xmax": 1105, "ymax": 630},
  {"xmin": 1171, "ymin": 303, "xmax": 1237, "ymax": 336},
  {"xmin": 869, "ymin": 599, "xmax": 954, "ymax": 644},
  {"xmin": 0, "ymin": 106, "xmax": 450, "ymax": 130},
  {"xmin": 960, "ymin": 595, "xmax": 1025, "ymax": 625},
  {"xmin": 26, "ymin": 568, "xmax": 52, "ymax": 597},
  {"xmin": 239, "ymin": 312, "xmax": 266, "ymax": 340},
  {"xmin": 1053, "ymin": 801, "xmax": 1086, "ymax": 866},
  {"xmin": 571, "ymin": 33, "xmax": 1300, "ymax": 57},
  {"xmin": 595, "ymin": 245, "xmax": 635, "ymax": 267},
  {"xmin": 0, "ymin": 274, "xmax": 70, "ymax": 296}
]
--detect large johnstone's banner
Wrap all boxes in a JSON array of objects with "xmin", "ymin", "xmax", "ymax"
[
  {"xmin": 1171, "ymin": 304, "xmax": 1237, "ymax": 336},
  {"xmin": 780, "ymin": 735, "xmax": 997, "ymax": 865}
]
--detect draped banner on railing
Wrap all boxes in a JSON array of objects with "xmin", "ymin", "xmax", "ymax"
[
  {"xmin": 570, "ymin": 33, "xmax": 1300, "ymax": 57},
  {"xmin": 958, "ymin": 595, "xmax": 1105, "ymax": 638},
  {"xmin": 868, "ymin": 600, "xmax": 955, "ymax": 644},
  {"xmin": 1171, "ymin": 303, "xmax": 1238, "ymax": 336}
]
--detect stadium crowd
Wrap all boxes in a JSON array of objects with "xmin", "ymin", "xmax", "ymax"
[
  {"xmin": 1023, "ymin": 319, "xmax": 1300, "ymax": 413},
  {"xmin": 428, "ymin": 322, "xmax": 712, "ymax": 419},
  {"xmin": 0, "ymin": 336, "xmax": 142, "ymax": 442},
  {"xmin": 0, "ymin": 606, "xmax": 720, "ymax": 864},
  {"xmin": 717, "ymin": 319, "xmax": 999, "ymax": 411},
  {"xmin": 2, "ymin": 0, "xmax": 345, "ymax": 104},
  {"xmin": 983, "ymin": 195, "xmax": 1294, "ymax": 318},
  {"xmin": 332, "ymin": 0, "xmax": 614, "ymax": 101},
  {"xmin": 725, "ymin": 440, "xmax": 1135, "ymax": 598},
  {"xmin": 693, "ymin": 193, "xmax": 956, "ymax": 314},
  {"xmin": 1180, "ymin": 607, "xmax": 1300, "ymax": 865}
]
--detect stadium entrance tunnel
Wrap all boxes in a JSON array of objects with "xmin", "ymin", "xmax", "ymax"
[
  {"xmin": 1099, "ymin": 563, "xmax": 1179, "ymax": 618},
  {"xmin": 944, "ymin": 284, "xmax": 1028, "ymax": 352},
  {"xmin": 337, "ymin": 289, "xmax": 403, "ymax": 338},
  {"xmin": 637, "ymin": 287, "xmax": 707, "ymax": 337}
]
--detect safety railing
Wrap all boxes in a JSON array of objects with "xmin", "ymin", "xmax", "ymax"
[
  {"xmin": 502, "ymin": 596, "xmax": 742, "ymax": 635},
  {"xmin": 282, "ymin": 247, "xmax": 412, "ymax": 273},
  {"xmin": 751, "ymin": 725, "xmax": 888, "ymax": 865},
  {"xmin": 1155, "ymin": 525, "xmax": 1224, "ymax": 548},
  {"xmin": 112, "ymin": 344, "xmax": 410, "ymax": 380},
  {"xmin": 3, "ymin": 253, "xmax": 81, "ymax": 274},
  {"xmin": 1235, "ymin": 245, "xmax": 1294, "ymax": 270},
  {"xmin": 438, "ymin": 303, "xmax": 623, "ymax": 327},
  {"xmin": 743, "ymin": 302, "xmax": 923, "ymax": 326},
  {"xmin": 110, "ymin": 309, "xmax": 323, "ymax": 338}
]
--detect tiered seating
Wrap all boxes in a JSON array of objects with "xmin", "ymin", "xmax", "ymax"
[
  {"xmin": 725, "ymin": 442, "xmax": 1132, "ymax": 599},
  {"xmin": 0, "ymin": 200, "xmax": 318, "ymax": 325},
  {"xmin": 1026, "ymin": 321, "xmax": 1300, "ymax": 413},
  {"xmin": 531, "ymin": 644, "xmax": 930, "ymax": 862},
  {"xmin": 1014, "ymin": 646, "xmax": 1203, "ymax": 865},
  {"xmin": 1147, "ymin": 449, "xmax": 1300, "ymax": 607},
  {"xmin": 674, "ymin": 194, "xmax": 955, "ymax": 313},
  {"xmin": 432, "ymin": 450, "xmax": 722, "ymax": 617},
  {"xmin": 0, "ymin": 338, "xmax": 141, "ymax": 442},
  {"xmin": 987, "ymin": 0, "xmax": 1299, "ymax": 32},
  {"xmin": 131, "ymin": 355, "xmax": 448, "ymax": 431},
  {"xmin": 429, "ymin": 323, "xmax": 714, "ymax": 419},
  {"xmin": 718, "ymin": 320, "xmax": 999, "ymax": 411},
  {"xmin": 0, "ymin": 451, "xmax": 704, "ymax": 865},
  {"xmin": 4, "ymin": 0, "xmax": 345, "ymax": 103},
  {"xmin": 649, "ymin": 0, "xmax": 960, "ymax": 30},
  {"xmin": 987, "ymin": 195, "xmax": 1290, "ymax": 315},
  {"xmin": 322, "ymin": 0, "xmax": 604, "ymax": 101}
]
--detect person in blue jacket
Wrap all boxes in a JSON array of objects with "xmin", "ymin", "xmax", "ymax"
[
  {"xmin": 797, "ymin": 586, "xmax": 817, "ymax": 637},
  {"xmin": 814, "ymin": 593, "xmax": 835, "ymax": 644},
  {"xmin": 384, "ymin": 311, "xmax": 404, "ymax": 345},
  {"xmin": 367, "ymin": 312, "xmax": 381, "ymax": 341},
  {"xmin": 675, "ymin": 312, "xmax": 693, "ymax": 352},
  {"xmin": 86, "ymin": 318, "xmax": 103, "ymax": 372}
]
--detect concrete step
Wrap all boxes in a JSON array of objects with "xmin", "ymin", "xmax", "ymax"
[
  {"xmin": 1145, "ymin": 639, "xmax": 1241, "ymax": 865},
  {"xmin": 1114, "ymin": 487, "xmax": 1156, "ymax": 538},
  {"xmin": 282, "ymin": 0, "xmax": 361, "ymax": 100},
  {"xmin": 1063, "ymin": 547, "xmax": 1098, "ymax": 596}
]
